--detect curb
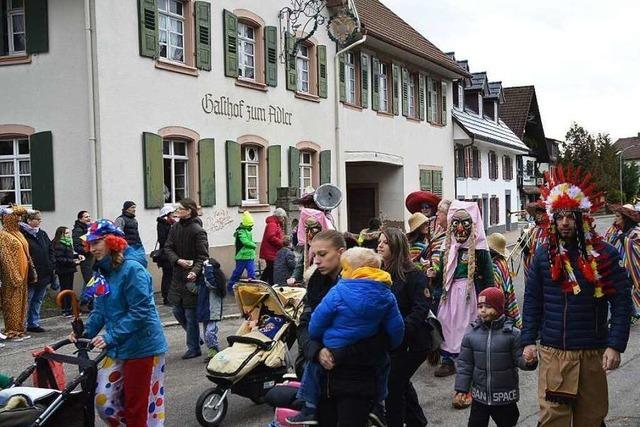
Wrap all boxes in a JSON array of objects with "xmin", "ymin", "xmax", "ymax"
[{"xmin": 161, "ymin": 312, "xmax": 242, "ymax": 328}]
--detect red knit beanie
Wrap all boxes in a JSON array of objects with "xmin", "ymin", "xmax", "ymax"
[{"xmin": 478, "ymin": 287, "xmax": 505, "ymax": 316}]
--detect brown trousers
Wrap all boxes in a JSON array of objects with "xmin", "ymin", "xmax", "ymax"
[{"xmin": 538, "ymin": 345, "xmax": 608, "ymax": 427}]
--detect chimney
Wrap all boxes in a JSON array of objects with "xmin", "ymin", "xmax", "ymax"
[{"xmin": 637, "ymin": 132, "xmax": 640, "ymax": 138}]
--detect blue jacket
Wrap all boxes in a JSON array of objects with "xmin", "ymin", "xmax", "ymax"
[
  {"xmin": 522, "ymin": 242, "xmax": 632, "ymax": 353},
  {"xmin": 308, "ymin": 277, "xmax": 405, "ymax": 350},
  {"xmin": 85, "ymin": 247, "xmax": 168, "ymax": 359}
]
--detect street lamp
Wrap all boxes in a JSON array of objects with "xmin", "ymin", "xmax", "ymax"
[{"xmin": 616, "ymin": 145, "xmax": 640, "ymax": 204}]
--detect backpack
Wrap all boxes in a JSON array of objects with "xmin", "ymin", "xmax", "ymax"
[{"xmin": 203, "ymin": 258, "xmax": 227, "ymax": 298}]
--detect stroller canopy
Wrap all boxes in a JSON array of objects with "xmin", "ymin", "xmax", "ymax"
[{"xmin": 234, "ymin": 281, "xmax": 306, "ymax": 324}]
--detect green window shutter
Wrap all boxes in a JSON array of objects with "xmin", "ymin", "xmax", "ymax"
[
  {"xmin": 137, "ymin": 0, "xmax": 158, "ymax": 58},
  {"xmin": 319, "ymin": 150, "xmax": 331, "ymax": 185},
  {"xmin": 401, "ymin": 67, "xmax": 409, "ymax": 117},
  {"xmin": 142, "ymin": 132, "xmax": 163, "ymax": 209},
  {"xmin": 338, "ymin": 53, "xmax": 346, "ymax": 102},
  {"xmin": 360, "ymin": 53, "xmax": 369, "ymax": 108},
  {"xmin": 264, "ymin": 26, "xmax": 278, "ymax": 87},
  {"xmin": 418, "ymin": 74, "xmax": 426, "ymax": 120},
  {"xmin": 288, "ymin": 147, "xmax": 301, "ymax": 191},
  {"xmin": 194, "ymin": 1, "xmax": 211, "ymax": 71},
  {"xmin": 433, "ymin": 170, "xmax": 443, "ymax": 196},
  {"xmin": 285, "ymin": 33, "xmax": 297, "ymax": 91},
  {"xmin": 225, "ymin": 140, "xmax": 241, "ymax": 206},
  {"xmin": 441, "ymin": 81, "xmax": 448, "ymax": 125},
  {"xmin": 317, "ymin": 45, "xmax": 328, "ymax": 98},
  {"xmin": 371, "ymin": 56, "xmax": 379, "ymax": 111},
  {"xmin": 392, "ymin": 64, "xmax": 400, "ymax": 115},
  {"xmin": 223, "ymin": 10, "xmax": 238, "ymax": 78},
  {"xmin": 29, "ymin": 131, "xmax": 54, "ymax": 211},
  {"xmin": 0, "ymin": 2, "xmax": 6, "ymax": 56},
  {"xmin": 426, "ymin": 76, "xmax": 433, "ymax": 123},
  {"xmin": 419, "ymin": 170, "xmax": 432, "ymax": 192},
  {"xmin": 25, "ymin": 0, "xmax": 48, "ymax": 54},
  {"xmin": 198, "ymin": 138, "xmax": 215, "ymax": 207},
  {"xmin": 268, "ymin": 145, "xmax": 281, "ymax": 205}
]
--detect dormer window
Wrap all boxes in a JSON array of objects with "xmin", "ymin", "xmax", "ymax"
[{"xmin": 477, "ymin": 93, "xmax": 483, "ymax": 117}]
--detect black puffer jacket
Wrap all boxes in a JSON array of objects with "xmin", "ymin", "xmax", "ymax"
[
  {"xmin": 115, "ymin": 212, "xmax": 142, "ymax": 246},
  {"xmin": 391, "ymin": 268, "xmax": 432, "ymax": 352},
  {"xmin": 164, "ymin": 217, "xmax": 209, "ymax": 308},
  {"xmin": 72, "ymin": 220, "xmax": 89, "ymax": 256},
  {"xmin": 455, "ymin": 316, "xmax": 536, "ymax": 406},
  {"xmin": 53, "ymin": 242, "xmax": 77, "ymax": 274},
  {"xmin": 21, "ymin": 228, "xmax": 55, "ymax": 285},
  {"xmin": 155, "ymin": 218, "xmax": 172, "ymax": 268}
]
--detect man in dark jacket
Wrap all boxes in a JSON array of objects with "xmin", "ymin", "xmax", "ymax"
[
  {"xmin": 72, "ymin": 210, "xmax": 94, "ymax": 308},
  {"xmin": 114, "ymin": 201, "xmax": 143, "ymax": 249},
  {"xmin": 164, "ymin": 198, "xmax": 210, "ymax": 359},
  {"xmin": 522, "ymin": 167, "xmax": 632, "ymax": 427},
  {"xmin": 20, "ymin": 211, "xmax": 55, "ymax": 333},
  {"xmin": 156, "ymin": 205, "xmax": 176, "ymax": 305}
]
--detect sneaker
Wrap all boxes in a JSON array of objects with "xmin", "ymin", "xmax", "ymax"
[
  {"xmin": 204, "ymin": 348, "xmax": 218, "ymax": 363},
  {"xmin": 368, "ymin": 403, "xmax": 386, "ymax": 426},
  {"xmin": 286, "ymin": 406, "xmax": 318, "ymax": 425},
  {"xmin": 434, "ymin": 363, "xmax": 456, "ymax": 377},
  {"xmin": 27, "ymin": 326, "xmax": 46, "ymax": 333},
  {"xmin": 181, "ymin": 350, "xmax": 202, "ymax": 360}
]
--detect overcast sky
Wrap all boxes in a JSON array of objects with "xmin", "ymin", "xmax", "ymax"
[{"xmin": 381, "ymin": 0, "xmax": 640, "ymax": 142}]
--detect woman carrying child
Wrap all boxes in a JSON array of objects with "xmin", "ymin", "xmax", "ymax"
[{"xmin": 377, "ymin": 227, "xmax": 432, "ymax": 427}]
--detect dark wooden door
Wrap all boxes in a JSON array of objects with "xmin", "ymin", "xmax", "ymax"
[{"xmin": 347, "ymin": 186, "xmax": 376, "ymax": 233}]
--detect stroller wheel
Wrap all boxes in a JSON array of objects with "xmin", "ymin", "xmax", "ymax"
[{"xmin": 196, "ymin": 387, "xmax": 228, "ymax": 427}]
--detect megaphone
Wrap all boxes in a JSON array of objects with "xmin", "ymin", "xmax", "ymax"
[{"xmin": 313, "ymin": 184, "xmax": 343, "ymax": 211}]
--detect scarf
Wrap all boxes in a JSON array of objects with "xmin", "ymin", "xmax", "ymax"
[
  {"xmin": 19, "ymin": 222, "xmax": 39, "ymax": 236},
  {"xmin": 60, "ymin": 235, "xmax": 73, "ymax": 247}
]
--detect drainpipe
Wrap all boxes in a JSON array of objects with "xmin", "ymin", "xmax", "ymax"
[
  {"xmin": 334, "ymin": 35, "xmax": 366, "ymax": 231},
  {"xmin": 84, "ymin": 0, "xmax": 102, "ymax": 217}
]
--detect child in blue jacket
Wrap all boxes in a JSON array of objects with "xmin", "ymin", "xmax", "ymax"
[{"xmin": 287, "ymin": 247, "xmax": 404, "ymax": 425}]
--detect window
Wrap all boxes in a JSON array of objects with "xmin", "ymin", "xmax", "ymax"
[
  {"xmin": 0, "ymin": 137, "xmax": 31, "ymax": 205},
  {"xmin": 490, "ymin": 196, "xmax": 499, "ymax": 226},
  {"xmin": 163, "ymin": 139, "xmax": 189, "ymax": 203},
  {"xmin": 345, "ymin": 52, "xmax": 356, "ymax": 104},
  {"xmin": 6, "ymin": 0, "xmax": 25, "ymax": 55},
  {"xmin": 158, "ymin": 0, "xmax": 185, "ymax": 63},
  {"xmin": 525, "ymin": 160, "xmax": 535, "ymax": 177},
  {"xmin": 379, "ymin": 63, "xmax": 389, "ymax": 112},
  {"xmin": 429, "ymin": 79, "xmax": 443, "ymax": 124},
  {"xmin": 502, "ymin": 155, "xmax": 513, "ymax": 180},
  {"xmin": 241, "ymin": 146, "xmax": 260, "ymax": 202},
  {"xmin": 237, "ymin": 22, "xmax": 255, "ymax": 80},
  {"xmin": 467, "ymin": 146, "xmax": 481, "ymax": 179},
  {"xmin": 296, "ymin": 45, "xmax": 310, "ymax": 93},
  {"xmin": 455, "ymin": 145, "xmax": 466, "ymax": 178},
  {"xmin": 488, "ymin": 151, "xmax": 498, "ymax": 180},
  {"xmin": 299, "ymin": 151, "xmax": 313, "ymax": 191},
  {"xmin": 408, "ymin": 74, "xmax": 417, "ymax": 118}
]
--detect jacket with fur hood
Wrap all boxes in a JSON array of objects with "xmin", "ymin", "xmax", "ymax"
[{"xmin": 259, "ymin": 215, "xmax": 284, "ymax": 262}]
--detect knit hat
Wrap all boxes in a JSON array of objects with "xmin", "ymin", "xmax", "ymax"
[
  {"xmin": 159, "ymin": 205, "xmax": 176, "ymax": 218},
  {"xmin": 122, "ymin": 201, "xmax": 136, "ymax": 211},
  {"xmin": 241, "ymin": 211, "xmax": 254, "ymax": 227},
  {"xmin": 477, "ymin": 287, "xmax": 505, "ymax": 317}
]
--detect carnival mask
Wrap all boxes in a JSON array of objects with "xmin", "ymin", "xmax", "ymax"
[
  {"xmin": 450, "ymin": 210, "xmax": 473, "ymax": 243},
  {"xmin": 304, "ymin": 218, "xmax": 322, "ymax": 243}
]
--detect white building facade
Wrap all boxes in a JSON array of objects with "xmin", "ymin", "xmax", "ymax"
[{"xmin": 0, "ymin": 0, "xmax": 466, "ymax": 274}]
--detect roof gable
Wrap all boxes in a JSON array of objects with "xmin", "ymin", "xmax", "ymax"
[{"xmin": 614, "ymin": 136, "xmax": 640, "ymax": 160}]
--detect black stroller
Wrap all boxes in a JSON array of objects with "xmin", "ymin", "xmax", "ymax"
[{"xmin": 0, "ymin": 338, "xmax": 106, "ymax": 427}]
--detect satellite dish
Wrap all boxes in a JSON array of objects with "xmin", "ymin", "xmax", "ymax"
[{"xmin": 314, "ymin": 184, "xmax": 343, "ymax": 211}]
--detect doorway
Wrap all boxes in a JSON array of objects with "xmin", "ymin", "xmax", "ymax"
[
  {"xmin": 347, "ymin": 185, "xmax": 377, "ymax": 233},
  {"xmin": 505, "ymin": 192, "xmax": 511, "ymax": 231}
]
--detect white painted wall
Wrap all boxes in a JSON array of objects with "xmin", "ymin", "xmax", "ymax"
[{"xmin": 0, "ymin": 0, "xmax": 93, "ymax": 231}]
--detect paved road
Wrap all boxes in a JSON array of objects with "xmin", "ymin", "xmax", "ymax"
[{"xmin": 3, "ymin": 216, "xmax": 639, "ymax": 426}]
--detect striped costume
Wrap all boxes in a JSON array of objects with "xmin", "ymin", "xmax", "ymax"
[
  {"xmin": 492, "ymin": 256, "xmax": 522, "ymax": 329},
  {"xmin": 604, "ymin": 225, "xmax": 640, "ymax": 318}
]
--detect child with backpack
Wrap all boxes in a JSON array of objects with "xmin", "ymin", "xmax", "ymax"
[
  {"xmin": 198, "ymin": 258, "xmax": 227, "ymax": 362},
  {"xmin": 454, "ymin": 287, "xmax": 537, "ymax": 427},
  {"xmin": 227, "ymin": 211, "xmax": 256, "ymax": 292}
]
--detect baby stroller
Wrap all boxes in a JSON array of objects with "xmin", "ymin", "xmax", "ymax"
[
  {"xmin": 195, "ymin": 279, "xmax": 306, "ymax": 427},
  {"xmin": 0, "ymin": 338, "xmax": 107, "ymax": 427}
]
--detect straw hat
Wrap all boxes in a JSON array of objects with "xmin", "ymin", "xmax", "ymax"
[
  {"xmin": 611, "ymin": 204, "xmax": 640, "ymax": 224},
  {"xmin": 407, "ymin": 213, "xmax": 429, "ymax": 233},
  {"xmin": 487, "ymin": 232, "xmax": 509, "ymax": 258}
]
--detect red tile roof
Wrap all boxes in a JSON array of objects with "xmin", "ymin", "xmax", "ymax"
[
  {"xmin": 500, "ymin": 86, "xmax": 535, "ymax": 139},
  {"xmin": 614, "ymin": 136, "xmax": 640, "ymax": 160},
  {"xmin": 353, "ymin": 0, "xmax": 469, "ymax": 77}
]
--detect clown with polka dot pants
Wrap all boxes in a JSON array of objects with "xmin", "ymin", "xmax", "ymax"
[{"xmin": 70, "ymin": 219, "xmax": 168, "ymax": 426}]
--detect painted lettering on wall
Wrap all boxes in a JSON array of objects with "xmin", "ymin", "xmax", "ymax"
[{"xmin": 201, "ymin": 93, "xmax": 293, "ymax": 126}]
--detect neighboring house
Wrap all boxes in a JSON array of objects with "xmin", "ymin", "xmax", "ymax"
[
  {"xmin": 0, "ymin": 0, "xmax": 467, "ymax": 273},
  {"xmin": 500, "ymin": 85, "xmax": 556, "ymax": 208},
  {"xmin": 614, "ymin": 134, "xmax": 640, "ymax": 169},
  {"xmin": 449, "ymin": 56, "xmax": 528, "ymax": 232},
  {"xmin": 338, "ymin": 0, "xmax": 468, "ymax": 232}
]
